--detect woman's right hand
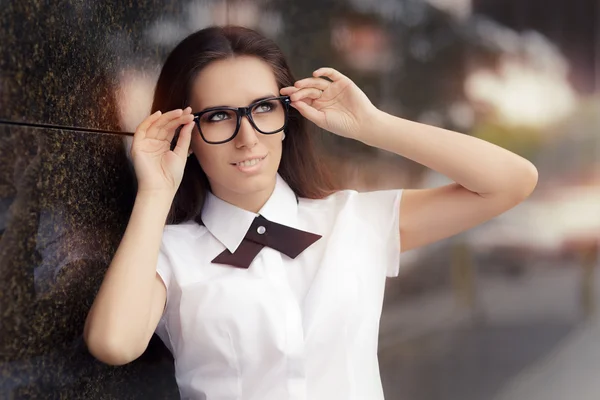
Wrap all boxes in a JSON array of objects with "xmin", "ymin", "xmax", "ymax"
[{"xmin": 130, "ymin": 107, "xmax": 196, "ymax": 196}]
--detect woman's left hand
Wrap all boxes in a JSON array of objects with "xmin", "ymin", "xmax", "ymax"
[{"xmin": 280, "ymin": 67, "xmax": 379, "ymax": 141}]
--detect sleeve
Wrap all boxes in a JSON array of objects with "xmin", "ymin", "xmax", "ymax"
[
  {"xmin": 155, "ymin": 237, "xmax": 172, "ymax": 310},
  {"xmin": 153, "ymin": 232, "xmax": 175, "ymax": 352},
  {"xmin": 354, "ymin": 188, "xmax": 403, "ymax": 278}
]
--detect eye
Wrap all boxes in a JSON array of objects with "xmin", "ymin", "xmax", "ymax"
[
  {"xmin": 253, "ymin": 101, "xmax": 276, "ymax": 114},
  {"xmin": 206, "ymin": 111, "xmax": 231, "ymax": 122}
]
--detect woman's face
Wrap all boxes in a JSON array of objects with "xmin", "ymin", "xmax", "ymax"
[{"xmin": 189, "ymin": 56, "xmax": 284, "ymax": 209}]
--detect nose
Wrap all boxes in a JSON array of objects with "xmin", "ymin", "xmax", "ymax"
[{"xmin": 234, "ymin": 115, "xmax": 259, "ymax": 149}]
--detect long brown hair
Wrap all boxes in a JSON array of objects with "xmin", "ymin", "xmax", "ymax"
[{"xmin": 151, "ymin": 25, "xmax": 336, "ymax": 224}]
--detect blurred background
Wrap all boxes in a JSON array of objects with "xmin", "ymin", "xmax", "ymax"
[{"xmin": 0, "ymin": 0, "xmax": 598, "ymax": 399}]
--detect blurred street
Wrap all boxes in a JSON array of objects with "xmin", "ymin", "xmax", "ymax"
[{"xmin": 379, "ymin": 262, "xmax": 600, "ymax": 400}]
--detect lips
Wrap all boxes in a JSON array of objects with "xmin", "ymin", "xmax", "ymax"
[{"xmin": 231, "ymin": 155, "xmax": 267, "ymax": 167}]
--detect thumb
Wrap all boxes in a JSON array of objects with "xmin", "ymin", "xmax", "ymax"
[{"xmin": 173, "ymin": 121, "xmax": 194, "ymax": 159}]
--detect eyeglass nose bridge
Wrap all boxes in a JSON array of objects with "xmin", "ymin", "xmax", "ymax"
[
  {"xmin": 239, "ymin": 106, "xmax": 253, "ymax": 117},
  {"xmin": 235, "ymin": 106, "xmax": 260, "ymax": 131}
]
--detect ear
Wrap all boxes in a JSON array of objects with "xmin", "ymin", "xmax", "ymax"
[{"xmin": 282, "ymin": 132, "xmax": 286, "ymax": 141}]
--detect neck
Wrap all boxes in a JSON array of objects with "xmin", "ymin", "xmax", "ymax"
[{"xmin": 210, "ymin": 180, "xmax": 276, "ymax": 214}]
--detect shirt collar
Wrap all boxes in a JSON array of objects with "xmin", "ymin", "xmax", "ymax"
[{"xmin": 201, "ymin": 174, "xmax": 299, "ymax": 253}]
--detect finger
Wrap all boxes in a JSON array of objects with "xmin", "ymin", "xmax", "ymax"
[
  {"xmin": 145, "ymin": 108, "xmax": 185, "ymax": 139},
  {"xmin": 294, "ymin": 77, "xmax": 330, "ymax": 91},
  {"xmin": 147, "ymin": 109, "xmax": 188, "ymax": 140},
  {"xmin": 134, "ymin": 110, "xmax": 162, "ymax": 141},
  {"xmin": 313, "ymin": 67, "xmax": 347, "ymax": 82},
  {"xmin": 172, "ymin": 121, "xmax": 194, "ymax": 159},
  {"xmin": 290, "ymin": 87, "xmax": 323, "ymax": 103},
  {"xmin": 280, "ymin": 86, "xmax": 301, "ymax": 96},
  {"xmin": 157, "ymin": 113, "xmax": 195, "ymax": 141},
  {"xmin": 290, "ymin": 101, "xmax": 325, "ymax": 125}
]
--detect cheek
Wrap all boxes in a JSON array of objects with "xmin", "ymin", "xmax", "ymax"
[
  {"xmin": 191, "ymin": 137, "xmax": 226, "ymax": 175},
  {"xmin": 265, "ymin": 135, "xmax": 283, "ymax": 158},
  {"xmin": 197, "ymin": 147, "xmax": 226, "ymax": 175}
]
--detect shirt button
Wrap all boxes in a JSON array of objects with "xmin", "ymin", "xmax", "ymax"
[{"xmin": 257, "ymin": 226, "xmax": 266, "ymax": 234}]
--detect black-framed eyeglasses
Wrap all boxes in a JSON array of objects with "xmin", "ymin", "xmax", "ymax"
[{"xmin": 192, "ymin": 95, "xmax": 291, "ymax": 144}]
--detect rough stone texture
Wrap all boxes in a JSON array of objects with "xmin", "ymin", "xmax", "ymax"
[
  {"xmin": 0, "ymin": 1, "xmax": 184, "ymax": 396},
  {"xmin": 0, "ymin": 126, "xmax": 178, "ymax": 398}
]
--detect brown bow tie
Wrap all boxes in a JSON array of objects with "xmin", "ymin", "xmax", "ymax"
[{"xmin": 208, "ymin": 214, "xmax": 322, "ymax": 269}]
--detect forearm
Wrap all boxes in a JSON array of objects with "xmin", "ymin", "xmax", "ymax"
[{"xmin": 360, "ymin": 110, "xmax": 538, "ymax": 198}]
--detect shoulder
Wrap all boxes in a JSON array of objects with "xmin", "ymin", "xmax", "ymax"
[
  {"xmin": 299, "ymin": 189, "xmax": 358, "ymax": 209},
  {"xmin": 299, "ymin": 188, "xmax": 403, "ymax": 213},
  {"xmin": 161, "ymin": 220, "xmax": 210, "ymax": 247}
]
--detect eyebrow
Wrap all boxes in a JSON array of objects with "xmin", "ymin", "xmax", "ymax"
[{"xmin": 199, "ymin": 94, "xmax": 278, "ymax": 112}]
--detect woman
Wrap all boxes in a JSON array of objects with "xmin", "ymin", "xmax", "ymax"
[{"xmin": 84, "ymin": 26, "xmax": 538, "ymax": 399}]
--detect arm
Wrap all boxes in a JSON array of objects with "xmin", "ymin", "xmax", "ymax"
[
  {"xmin": 83, "ymin": 192, "xmax": 171, "ymax": 365},
  {"xmin": 361, "ymin": 112, "xmax": 538, "ymax": 252},
  {"xmin": 282, "ymin": 67, "xmax": 538, "ymax": 253},
  {"xmin": 84, "ymin": 107, "xmax": 195, "ymax": 366}
]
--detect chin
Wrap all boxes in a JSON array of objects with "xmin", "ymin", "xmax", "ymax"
[
  {"xmin": 208, "ymin": 168, "xmax": 277, "ymax": 199},
  {"xmin": 231, "ymin": 171, "xmax": 277, "ymax": 194}
]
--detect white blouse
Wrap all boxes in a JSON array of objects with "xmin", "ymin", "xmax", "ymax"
[{"xmin": 155, "ymin": 174, "xmax": 403, "ymax": 400}]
